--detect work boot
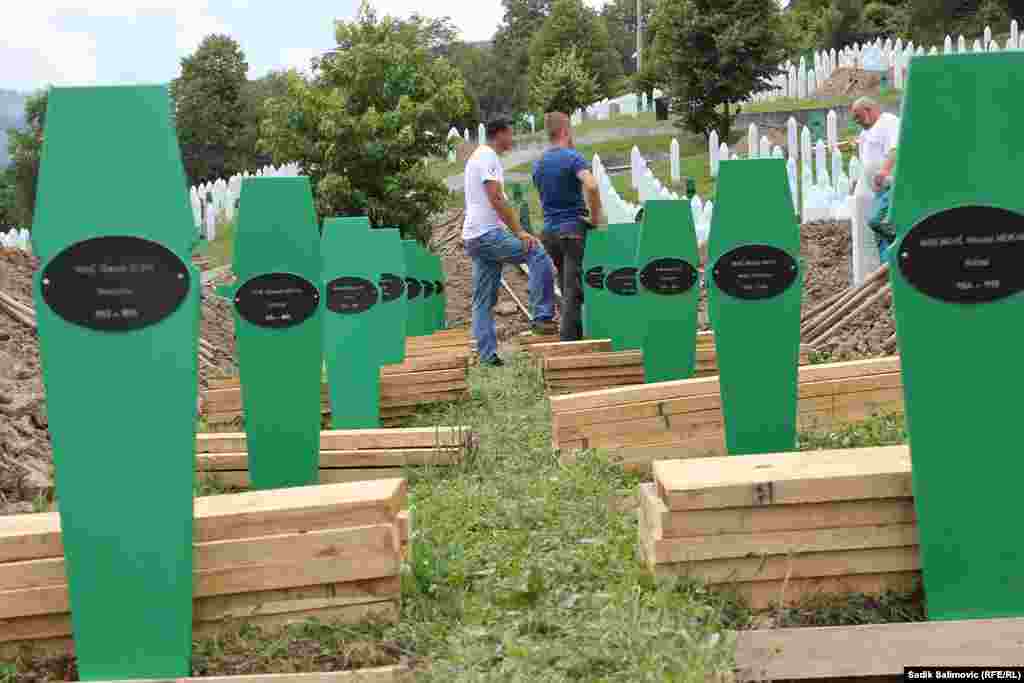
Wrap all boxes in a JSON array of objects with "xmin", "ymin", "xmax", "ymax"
[
  {"xmin": 531, "ymin": 320, "xmax": 558, "ymax": 336},
  {"xmin": 480, "ymin": 356, "xmax": 505, "ymax": 368}
]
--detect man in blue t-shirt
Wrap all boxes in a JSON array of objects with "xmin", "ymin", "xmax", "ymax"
[{"xmin": 532, "ymin": 112, "xmax": 604, "ymax": 342}]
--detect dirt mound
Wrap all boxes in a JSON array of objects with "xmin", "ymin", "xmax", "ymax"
[
  {"xmin": 815, "ymin": 68, "xmax": 883, "ymax": 100},
  {"xmin": 800, "ymin": 220, "xmax": 895, "ymax": 360}
]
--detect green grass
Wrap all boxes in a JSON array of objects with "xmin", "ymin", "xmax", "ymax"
[
  {"xmin": 10, "ymin": 355, "xmax": 920, "ymax": 680},
  {"xmin": 738, "ymin": 89, "xmax": 903, "ymax": 115},
  {"xmin": 510, "ymin": 134, "xmax": 703, "ymax": 175},
  {"xmin": 204, "ymin": 218, "xmax": 236, "ymax": 268}
]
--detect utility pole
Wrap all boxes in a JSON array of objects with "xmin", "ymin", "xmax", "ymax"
[{"xmin": 636, "ymin": 0, "xmax": 643, "ymax": 73}]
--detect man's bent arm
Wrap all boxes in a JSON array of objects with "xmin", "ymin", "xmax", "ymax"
[
  {"xmin": 484, "ymin": 180, "xmax": 525, "ymax": 234},
  {"xmin": 577, "ymin": 169, "xmax": 604, "ymax": 225}
]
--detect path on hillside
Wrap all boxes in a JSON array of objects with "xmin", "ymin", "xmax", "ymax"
[{"xmin": 445, "ymin": 123, "xmax": 677, "ymax": 191}]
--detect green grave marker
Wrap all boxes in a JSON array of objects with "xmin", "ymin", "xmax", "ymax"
[
  {"xmin": 375, "ymin": 228, "xmax": 408, "ymax": 365},
  {"xmin": 581, "ymin": 228, "xmax": 612, "ymax": 339},
  {"xmin": 402, "ymin": 239, "xmax": 430, "ymax": 337},
  {"xmin": 707, "ymin": 159, "xmax": 802, "ymax": 455},
  {"xmin": 602, "ymin": 222, "xmax": 645, "ymax": 352},
  {"xmin": 636, "ymin": 200, "xmax": 700, "ymax": 382},
  {"xmin": 323, "ymin": 219, "xmax": 403, "ymax": 428},
  {"xmin": 424, "ymin": 249, "xmax": 445, "ymax": 332},
  {"xmin": 229, "ymin": 177, "xmax": 322, "ymax": 489},
  {"xmin": 33, "ymin": 85, "xmax": 196, "ymax": 678},
  {"xmin": 888, "ymin": 53, "xmax": 1024, "ymax": 621}
]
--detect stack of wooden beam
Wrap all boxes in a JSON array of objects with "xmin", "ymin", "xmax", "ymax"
[
  {"xmin": 552, "ymin": 356, "xmax": 904, "ymax": 469},
  {"xmin": 0, "ymin": 480, "xmax": 408, "ymax": 657},
  {"xmin": 202, "ymin": 352, "xmax": 471, "ymax": 427},
  {"xmin": 514, "ymin": 330, "xmax": 561, "ymax": 352},
  {"xmin": 540, "ymin": 336, "xmax": 818, "ymax": 395},
  {"xmin": 527, "ymin": 339, "xmax": 614, "ymax": 361},
  {"xmin": 405, "ymin": 328, "xmax": 474, "ymax": 357},
  {"xmin": 196, "ymin": 427, "xmax": 473, "ymax": 488},
  {"xmin": 638, "ymin": 445, "xmax": 919, "ymax": 609}
]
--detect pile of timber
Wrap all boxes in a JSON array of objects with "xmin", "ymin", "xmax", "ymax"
[
  {"xmin": 202, "ymin": 352, "xmax": 471, "ymax": 427},
  {"xmin": 639, "ymin": 445, "xmax": 918, "ymax": 609},
  {"xmin": 196, "ymin": 426, "xmax": 473, "ymax": 488},
  {"xmin": 552, "ymin": 356, "xmax": 904, "ymax": 469},
  {"xmin": 514, "ymin": 330, "xmax": 561, "ymax": 352},
  {"xmin": 801, "ymin": 264, "xmax": 896, "ymax": 351},
  {"xmin": 405, "ymin": 327, "xmax": 475, "ymax": 357},
  {"xmin": 0, "ymin": 479, "xmax": 409, "ymax": 657},
  {"xmin": 541, "ymin": 334, "xmax": 818, "ymax": 395}
]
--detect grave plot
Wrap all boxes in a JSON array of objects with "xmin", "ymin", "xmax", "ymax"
[
  {"xmin": 195, "ymin": 427, "xmax": 473, "ymax": 487},
  {"xmin": 0, "ymin": 479, "xmax": 408, "ymax": 660},
  {"xmin": 552, "ymin": 356, "xmax": 903, "ymax": 469},
  {"xmin": 637, "ymin": 446, "xmax": 917, "ymax": 609},
  {"xmin": 201, "ymin": 350, "xmax": 471, "ymax": 427},
  {"xmin": 540, "ymin": 334, "xmax": 818, "ymax": 395}
]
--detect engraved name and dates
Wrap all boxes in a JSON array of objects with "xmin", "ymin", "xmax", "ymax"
[
  {"xmin": 713, "ymin": 244, "xmax": 798, "ymax": 300},
  {"xmin": 235, "ymin": 272, "xmax": 319, "ymax": 328},
  {"xmin": 899, "ymin": 206, "xmax": 1024, "ymax": 304},
  {"xmin": 40, "ymin": 236, "xmax": 190, "ymax": 331}
]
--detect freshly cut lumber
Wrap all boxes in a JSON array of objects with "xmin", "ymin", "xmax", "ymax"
[
  {"xmin": 198, "ymin": 448, "xmax": 462, "ymax": 472},
  {"xmin": 638, "ymin": 446, "xmax": 920, "ymax": 609},
  {"xmin": 0, "ymin": 480, "xmax": 409, "ymax": 653},
  {"xmin": 91, "ymin": 665, "xmax": 413, "ymax": 682},
  {"xmin": 653, "ymin": 445, "xmax": 911, "ymax": 512},
  {"xmin": 196, "ymin": 427, "xmax": 470, "ymax": 454},
  {"xmin": 528, "ymin": 339, "xmax": 614, "ymax": 359},
  {"xmin": 734, "ymin": 618, "xmax": 1024, "ymax": 680},
  {"xmin": 552, "ymin": 357, "xmax": 904, "ymax": 464}
]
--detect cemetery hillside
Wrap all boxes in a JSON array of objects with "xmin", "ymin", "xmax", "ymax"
[{"xmin": 3, "ymin": 1, "xmax": 1024, "ymax": 681}]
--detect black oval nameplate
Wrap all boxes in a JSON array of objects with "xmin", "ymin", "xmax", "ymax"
[
  {"xmin": 40, "ymin": 236, "xmax": 190, "ymax": 332},
  {"xmin": 899, "ymin": 206, "xmax": 1024, "ymax": 304},
  {"xmin": 606, "ymin": 267, "xmax": 638, "ymax": 296},
  {"xmin": 434, "ymin": 280, "xmax": 444, "ymax": 295},
  {"xmin": 639, "ymin": 258, "xmax": 698, "ymax": 295},
  {"xmin": 379, "ymin": 273, "xmax": 404, "ymax": 302},
  {"xmin": 326, "ymin": 276, "xmax": 378, "ymax": 314},
  {"xmin": 713, "ymin": 245, "xmax": 798, "ymax": 300},
  {"xmin": 585, "ymin": 266, "xmax": 605, "ymax": 290},
  {"xmin": 235, "ymin": 272, "xmax": 319, "ymax": 328},
  {"xmin": 406, "ymin": 278, "xmax": 422, "ymax": 300},
  {"xmin": 421, "ymin": 280, "xmax": 435, "ymax": 298}
]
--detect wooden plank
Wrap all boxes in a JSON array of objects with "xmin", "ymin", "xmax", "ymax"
[
  {"xmin": 0, "ymin": 525, "xmax": 399, "ymax": 618},
  {"xmin": 545, "ymin": 351, "xmax": 643, "ymax": 371},
  {"xmin": 644, "ymin": 521, "xmax": 917, "ymax": 565},
  {"xmin": 528, "ymin": 339, "xmax": 614, "ymax": 358},
  {"xmin": 550, "ymin": 357, "xmax": 902, "ymax": 414},
  {"xmin": 378, "ymin": 390, "xmax": 468, "ymax": 408},
  {"xmin": 197, "ymin": 428, "xmax": 469, "ymax": 454},
  {"xmin": 734, "ymin": 618, "xmax": 1024, "ymax": 680},
  {"xmin": 0, "ymin": 480, "xmax": 406, "ymax": 563},
  {"xmin": 654, "ymin": 446, "xmax": 912, "ymax": 512},
  {"xmin": 380, "ymin": 380, "xmax": 467, "ymax": 398},
  {"xmin": 201, "ymin": 469, "xmax": 421, "ymax": 489},
  {"xmin": 198, "ymin": 448, "xmax": 462, "ymax": 472},
  {"xmin": 382, "ymin": 353, "xmax": 468, "ymax": 375},
  {"xmin": 732, "ymin": 571, "xmax": 919, "ymax": 610},
  {"xmin": 93, "ymin": 665, "xmax": 412, "ymax": 682},
  {"xmin": 546, "ymin": 365, "xmax": 645, "ymax": 380},
  {"xmin": 637, "ymin": 483, "xmax": 916, "ymax": 539}
]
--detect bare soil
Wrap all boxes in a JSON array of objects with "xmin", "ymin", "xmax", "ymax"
[{"xmin": 814, "ymin": 67, "xmax": 883, "ymax": 99}]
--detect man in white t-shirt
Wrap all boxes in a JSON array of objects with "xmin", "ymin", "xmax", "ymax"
[
  {"xmin": 850, "ymin": 97, "xmax": 900, "ymax": 284},
  {"xmin": 463, "ymin": 119, "xmax": 556, "ymax": 367}
]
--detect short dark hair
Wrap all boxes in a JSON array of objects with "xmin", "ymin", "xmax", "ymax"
[{"xmin": 486, "ymin": 119, "xmax": 512, "ymax": 140}]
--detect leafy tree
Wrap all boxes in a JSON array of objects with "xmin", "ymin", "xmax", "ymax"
[
  {"xmin": 494, "ymin": 0, "xmax": 555, "ymax": 113},
  {"xmin": 653, "ymin": 0, "xmax": 788, "ymax": 141},
  {"xmin": 171, "ymin": 34, "xmax": 249, "ymax": 184},
  {"xmin": 602, "ymin": 0, "xmax": 660, "ymax": 76},
  {"xmin": 529, "ymin": 48, "xmax": 600, "ymax": 115},
  {"xmin": 529, "ymin": 0, "xmax": 623, "ymax": 99},
  {"xmin": 819, "ymin": 0, "xmax": 868, "ymax": 49},
  {"xmin": 4, "ymin": 91, "xmax": 47, "ymax": 229},
  {"xmin": 259, "ymin": 3, "xmax": 469, "ymax": 243},
  {"xmin": 449, "ymin": 42, "xmax": 517, "ymax": 122},
  {"xmin": 0, "ymin": 166, "xmax": 17, "ymax": 227}
]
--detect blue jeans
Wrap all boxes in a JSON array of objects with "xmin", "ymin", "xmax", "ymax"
[{"xmin": 464, "ymin": 228, "xmax": 556, "ymax": 361}]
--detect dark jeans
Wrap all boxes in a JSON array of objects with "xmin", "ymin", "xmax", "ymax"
[{"xmin": 541, "ymin": 228, "xmax": 586, "ymax": 342}]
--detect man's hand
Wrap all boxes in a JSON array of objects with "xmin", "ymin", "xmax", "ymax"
[
  {"xmin": 872, "ymin": 171, "xmax": 891, "ymax": 192},
  {"xmin": 591, "ymin": 210, "xmax": 606, "ymax": 227}
]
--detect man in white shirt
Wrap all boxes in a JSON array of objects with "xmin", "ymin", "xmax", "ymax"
[
  {"xmin": 850, "ymin": 97, "xmax": 900, "ymax": 285},
  {"xmin": 463, "ymin": 119, "xmax": 556, "ymax": 367}
]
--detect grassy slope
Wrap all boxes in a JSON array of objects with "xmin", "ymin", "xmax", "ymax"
[
  {"xmin": 177, "ymin": 358, "xmax": 920, "ymax": 681},
  {"xmin": 739, "ymin": 89, "xmax": 903, "ymax": 114}
]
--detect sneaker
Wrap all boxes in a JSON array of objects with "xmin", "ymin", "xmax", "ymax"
[
  {"xmin": 481, "ymin": 356, "xmax": 505, "ymax": 368},
  {"xmin": 531, "ymin": 320, "xmax": 558, "ymax": 336}
]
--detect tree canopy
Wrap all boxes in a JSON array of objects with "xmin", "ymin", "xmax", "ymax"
[
  {"xmin": 529, "ymin": 0, "xmax": 623, "ymax": 99},
  {"xmin": 529, "ymin": 47, "xmax": 600, "ymax": 115},
  {"xmin": 259, "ymin": 3, "xmax": 469, "ymax": 242}
]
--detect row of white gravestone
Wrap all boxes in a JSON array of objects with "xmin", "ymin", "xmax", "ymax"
[
  {"xmin": 0, "ymin": 227, "xmax": 31, "ymax": 252},
  {"xmin": 750, "ymin": 50, "xmax": 839, "ymax": 104},
  {"xmin": 581, "ymin": 89, "xmax": 664, "ymax": 122},
  {"xmin": 189, "ymin": 162, "xmax": 301, "ymax": 241},
  {"xmin": 621, "ymin": 147, "xmax": 714, "ymax": 244}
]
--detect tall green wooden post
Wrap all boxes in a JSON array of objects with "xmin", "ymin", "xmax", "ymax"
[
  {"xmin": 375, "ymin": 227, "xmax": 408, "ymax": 365},
  {"xmin": 323, "ymin": 219, "xmax": 402, "ymax": 428},
  {"xmin": 708, "ymin": 159, "xmax": 802, "ymax": 455},
  {"xmin": 603, "ymin": 223, "xmax": 645, "ymax": 352},
  {"xmin": 889, "ymin": 53, "xmax": 1024, "ymax": 620},
  {"xmin": 33, "ymin": 85, "xmax": 196, "ymax": 679},
  {"xmin": 636, "ymin": 201, "xmax": 700, "ymax": 382},
  {"xmin": 403, "ymin": 239, "xmax": 429, "ymax": 337},
  {"xmin": 229, "ymin": 178, "xmax": 322, "ymax": 488},
  {"xmin": 427, "ymin": 250, "xmax": 446, "ymax": 332},
  {"xmin": 582, "ymin": 228, "xmax": 612, "ymax": 340}
]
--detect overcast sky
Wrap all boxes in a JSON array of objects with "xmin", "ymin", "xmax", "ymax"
[{"xmin": 2, "ymin": 0, "xmax": 608, "ymax": 92}]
